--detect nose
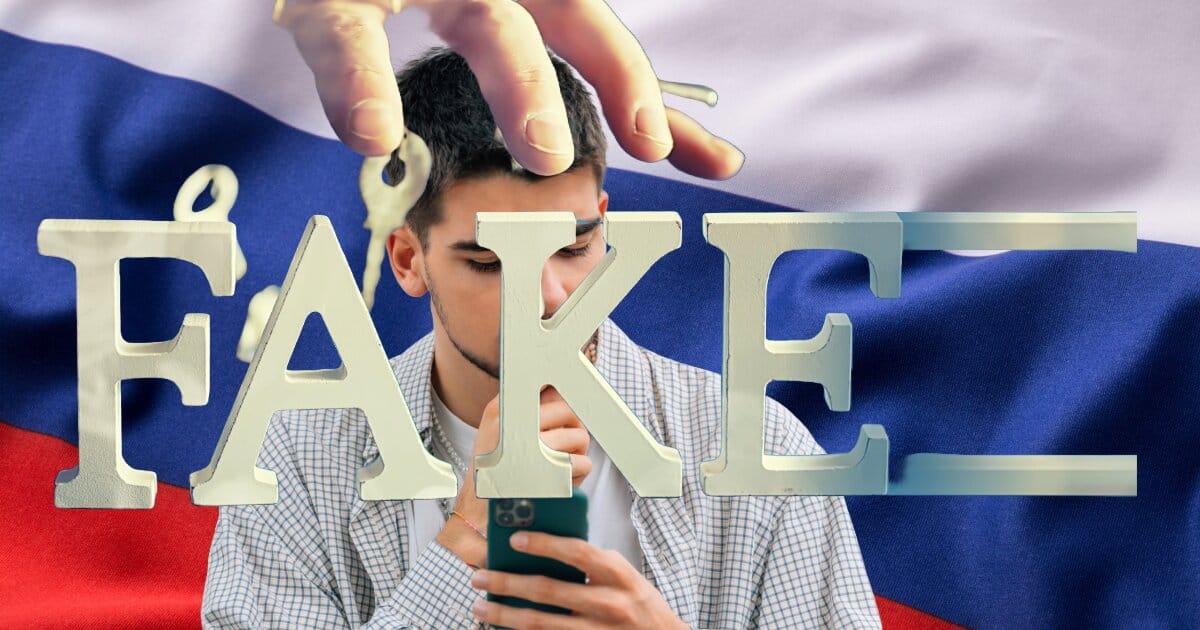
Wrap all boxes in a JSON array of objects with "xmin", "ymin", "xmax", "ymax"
[{"xmin": 541, "ymin": 263, "xmax": 571, "ymax": 319}]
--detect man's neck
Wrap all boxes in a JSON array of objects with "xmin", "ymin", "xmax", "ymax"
[{"xmin": 429, "ymin": 335, "xmax": 497, "ymax": 430}]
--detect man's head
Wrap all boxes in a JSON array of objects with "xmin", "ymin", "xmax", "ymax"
[
  {"xmin": 386, "ymin": 48, "xmax": 609, "ymax": 381},
  {"xmin": 387, "ymin": 47, "xmax": 607, "ymax": 249}
]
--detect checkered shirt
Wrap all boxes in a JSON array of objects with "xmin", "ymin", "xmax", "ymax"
[{"xmin": 201, "ymin": 319, "xmax": 881, "ymax": 629}]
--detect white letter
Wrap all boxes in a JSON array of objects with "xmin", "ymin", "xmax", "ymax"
[
  {"xmin": 701, "ymin": 212, "xmax": 902, "ymax": 496},
  {"xmin": 37, "ymin": 219, "xmax": 236, "ymax": 508},
  {"xmin": 190, "ymin": 216, "xmax": 455, "ymax": 505},
  {"xmin": 474, "ymin": 212, "xmax": 683, "ymax": 498}
]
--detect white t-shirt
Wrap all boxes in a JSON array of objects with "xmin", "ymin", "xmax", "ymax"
[{"xmin": 406, "ymin": 389, "xmax": 643, "ymax": 573}]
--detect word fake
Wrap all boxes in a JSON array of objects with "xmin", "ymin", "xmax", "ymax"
[{"xmin": 37, "ymin": 211, "xmax": 1138, "ymax": 509}]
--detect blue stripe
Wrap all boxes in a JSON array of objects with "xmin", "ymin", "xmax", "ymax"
[{"xmin": 1, "ymin": 29, "xmax": 1196, "ymax": 628}]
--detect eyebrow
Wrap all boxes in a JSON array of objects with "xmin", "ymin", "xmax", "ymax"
[{"xmin": 449, "ymin": 217, "xmax": 603, "ymax": 253}]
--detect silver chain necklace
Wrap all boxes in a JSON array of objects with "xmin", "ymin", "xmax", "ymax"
[{"xmin": 431, "ymin": 411, "xmax": 467, "ymax": 519}]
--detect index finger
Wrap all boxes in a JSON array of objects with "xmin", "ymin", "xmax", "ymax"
[
  {"xmin": 522, "ymin": 0, "xmax": 672, "ymax": 163},
  {"xmin": 420, "ymin": 0, "xmax": 575, "ymax": 175},
  {"xmin": 278, "ymin": 0, "xmax": 405, "ymax": 156},
  {"xmin": 509, "ymin": 531, "xmax": 623, "ymax": 584},
  {"xmin": 540, "ymin": 385, "xmax": 563, "ymax": 403}
]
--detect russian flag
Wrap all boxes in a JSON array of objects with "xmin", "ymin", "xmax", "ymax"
[{"xmin": 1, "ymin": 2, "xmax": 1196, "ymax": 627}]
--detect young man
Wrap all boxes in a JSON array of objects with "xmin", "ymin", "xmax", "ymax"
[{"xmin": 203, "ymin": 48, "xmax": 880, "ymax": 629}]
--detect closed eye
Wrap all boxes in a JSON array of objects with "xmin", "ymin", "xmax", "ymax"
[
  {"xmin": 466, "ymin": 258, "xmax": 501, "ymax": 273},
  {"xmin": 557, "ymin": 244, "xmax": 591, "ymax": 258},
  {"xmin": 465, "ymin": 244, "xmax": 591, "ymax": 274}
]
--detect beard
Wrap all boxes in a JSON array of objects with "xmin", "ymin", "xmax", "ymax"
[
  {"xmin": 428, "ymin": 274, "xmax": 502, "ymax": 380},
  {"xmin": 426, "ymin": 270, "xmax": 600, "ymax": 382}
]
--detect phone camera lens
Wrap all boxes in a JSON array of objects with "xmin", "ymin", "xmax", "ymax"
[
  {"xmin": 497, "ymin": 512, "xmax": 514, "ymax": 527},
  {"xmin": 515, "ymin": 505, "xmax": 532, "ymax": 519},
  {"xmin": 498, "ymin": 499, "xmax": 514, "ymax": 510}
]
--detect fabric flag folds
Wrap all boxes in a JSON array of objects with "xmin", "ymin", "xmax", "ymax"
[{"xmin": 1, "ymin": 2, "xmax": 1197, "ymax": 627}]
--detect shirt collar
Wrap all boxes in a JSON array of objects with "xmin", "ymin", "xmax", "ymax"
[
  {"xmin": 361, "ymin": 330, "xmax": 437, "ymax": 467},
  {"xmin": 352, "ymin": 319, "xmax": 694, "ymax": 619}
]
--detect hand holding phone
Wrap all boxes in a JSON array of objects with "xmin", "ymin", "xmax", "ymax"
[
  {"xmin": 435, "ymin": 387, "xmax": 593, "ymax": 568},
  {"xmin": 472, "ymin": 503, "xmax": 689, "ymax": 630},
  {"xmin": 486, "ymin": 489, "xmax": 589, "ymax": 616}
]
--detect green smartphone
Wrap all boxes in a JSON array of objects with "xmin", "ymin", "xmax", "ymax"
[{"xmin": 486, "ymin": 489, "xmax": 589, "ymax": 618}]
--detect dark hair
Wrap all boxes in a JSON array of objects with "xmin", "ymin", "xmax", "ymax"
[{"xmin": 389, "ymin": 47, "xmax": 607, "ymax": 246}]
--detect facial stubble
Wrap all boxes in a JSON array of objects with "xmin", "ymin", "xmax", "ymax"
[
  {"xmin": 426, "ymin": 268, "xmax": 503, "ymax": 380},
  {"xmin": 424, "ymin": 266, "xmax": 600, "ymax": 382}
]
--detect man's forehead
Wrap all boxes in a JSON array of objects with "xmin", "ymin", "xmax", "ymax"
[{"xmin": 444, "ymin": 217, "xmax": 603, "ymax": 253}]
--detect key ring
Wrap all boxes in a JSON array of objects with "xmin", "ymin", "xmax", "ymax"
[{"xmin": 358, "ymin": 131, "xmax": 432, "ymax": 309}]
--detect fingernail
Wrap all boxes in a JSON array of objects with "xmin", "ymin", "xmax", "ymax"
[
  {"xmin": 511, "ymin": 532, "xmax": 528, "ymax": 549},
  {"xmin": 471, "ymin": 570, "xmax": 489, "ymax": 588},
  {"xmin": 472, "ymin": 600, "xmax": 488, "ymax": 617},
  {"xmin": 634, "ymin": 106, "xmax": 673, "ymax": 149},
  {"xmin": 726, "ymin": 143, "xmax": 747, "ymax": 176},
  {"xmin": 523, "ymin": 112, "xmax": 572, "ymax": 156},
  {"xmin": 348, "ymin": 99, "xmax": 398, "ymax": 142}
]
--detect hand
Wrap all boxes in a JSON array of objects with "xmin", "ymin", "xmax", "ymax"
[
  {"xmin": 469, "ymin": 532, "xmax": 687, "ymax": 629},
  {"xmin": 273, "ymin": 0, "xmax": 743, "ymax": 179},
  {"xmin": 437, "ymin": 387, "xmax": 593, "ymax": 566}
]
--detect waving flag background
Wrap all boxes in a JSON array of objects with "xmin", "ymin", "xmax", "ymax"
[{"xmin": 2, "ymin": 1, "xmax": 1197, "ymax": 627}]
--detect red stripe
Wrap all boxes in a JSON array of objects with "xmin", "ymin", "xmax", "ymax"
[
  {"xmin": 0, "ymin": 422, "xmax": 961, "ymax": 628},
  {"xmin": 877, "ymin": 595, "xmax": 965, "ymax": 629},
  {"xmin": 0, "ymin": 422, "xmax": 216, "ymax": 629}
]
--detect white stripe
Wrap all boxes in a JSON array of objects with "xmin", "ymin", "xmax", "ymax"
[{"xmin": 3, "ymin": 1, "xmax": 1198, "ymax": 248}]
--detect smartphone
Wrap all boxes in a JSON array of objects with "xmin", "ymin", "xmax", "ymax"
[{"xmin": 486, "ymin": 488, "xmax": 589, "ymax": 617}]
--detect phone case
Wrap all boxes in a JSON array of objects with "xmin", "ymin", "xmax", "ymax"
[{"xmin": 486, "ymin": 488, "xmax": 589, "ymax": 617}]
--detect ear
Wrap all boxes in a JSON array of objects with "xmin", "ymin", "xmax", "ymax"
[
  {"xmin": 386, "ymin": 226, "xmax": 429, "ymax": 298},
  {"xmin": 598, "ymin": 189, "xmax": 609, "ymax": 217}
]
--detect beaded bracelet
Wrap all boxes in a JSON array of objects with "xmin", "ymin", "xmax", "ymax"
[{"xmin": 451, "ymin": 511, "xmax": 487, "ymax": 540}]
